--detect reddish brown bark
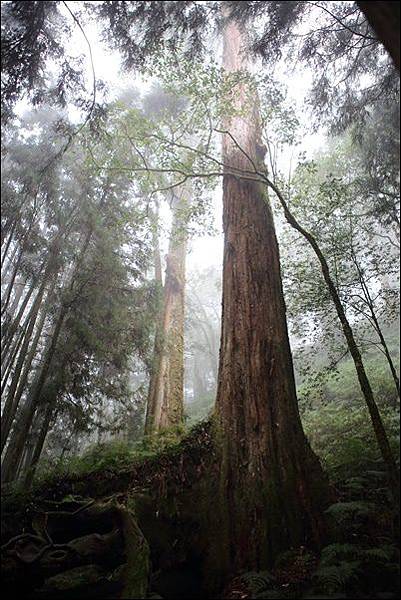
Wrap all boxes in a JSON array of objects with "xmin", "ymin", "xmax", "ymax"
[{"xmin": 210, "ymin": 12, "xmax": 329, "ymax": 578}]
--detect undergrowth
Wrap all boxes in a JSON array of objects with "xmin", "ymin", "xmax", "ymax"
[
  {"xmin": 33, "ymin": 421, "xmax": 202, "ymax": 485},
  {"xmin": 227, "ymin": 402, "xmax": 400, "ymax": 599}
]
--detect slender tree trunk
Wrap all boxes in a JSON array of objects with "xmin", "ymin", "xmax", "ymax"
[
  {"xmin": 1, "ymin": 317, "xmax": 29, "ymax": 388},
  {"xmin": 208, "ymin": 12, "xmax": 329, "ymax": 582},
  {"xmin": 352, "ymin": 254, "xmax": 400, "ymax": 398},
  {"xmin": 1, "ymin": 228, "xmax": 19, "ymax": 275},
  {"xmin": 1, "ymin": 220, "xmax": 16, "ymax": 268},
  {"xmin": 1, "ymin": 276, "xmax": 37, "ymax": 359},
  {"xmin": 365, "ymin": 301, "xmax": 400, "ymax": 400},
  {"xmin": 265, "ymin": 179, "xmax": 400, "ymax": 504},
  {"xmin": 1, "ymin": 188, "xmax": 109, "ymax": 480},
  {"xmin": 375, "ymin": 324, "xmax": 400, "ymax": 400},
  {"xmin": 1, "ymin": 282, "xmax": 53, "ymax": 452},
  {"xmin": 145, "ymin": 191, "xmax": 188, "ymax": 434},
  {"xmin": 7, "ymin": 277, "xmax": 24, "ymax": 320},
  {"xmin": 1, "ymin": 245, "xmax": 25, "ymax": 316},
  {"xmin": 22, "ymin": 401, "xmax": 55, "ymax": 489},
  {"xmin": 1, "ymin": 307, "xmax": 66, "ymax": 483}
]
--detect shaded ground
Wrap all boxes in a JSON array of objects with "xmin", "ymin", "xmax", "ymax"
[{"xmin": 1, "ymin": 419, "xmax": 399, "ymax": 599}]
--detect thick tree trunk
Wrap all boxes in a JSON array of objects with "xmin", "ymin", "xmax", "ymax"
[
  {"xmin": 357, "ymin": 1, "xmax": 400, "ymax": 71},
  {"xmin": 210, "ymin": 13, "xmax": 329, "ymax": 579},
  {"xmin": 145, "ymin": 192, "xmax": 188, "ymax": 434}
]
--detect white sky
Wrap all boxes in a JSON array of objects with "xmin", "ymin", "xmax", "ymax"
[{"xmin": 43, "ymin": 2, "xmax": 326, "ymax": 277}]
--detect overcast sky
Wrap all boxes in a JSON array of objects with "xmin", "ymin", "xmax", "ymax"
[{"xmin": 52, "ymin": 2, "xmax": 327, "ymax": 277}]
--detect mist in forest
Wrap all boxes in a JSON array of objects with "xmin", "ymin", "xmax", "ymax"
[{"xmin": 1, "ymin": 2, "xmax": 400, "ymax": 599}]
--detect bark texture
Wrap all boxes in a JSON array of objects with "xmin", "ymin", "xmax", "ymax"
[
  {"xmin": 357, "ymin": 1, "xmax": 400, "ymax": 71},
  {"xmin": 145, "ymin": 191, "xmax": 188, "ymax": 434},
  {"xmin": 211, "ymin": 12, "xmax": 329, "ymax": 577}
]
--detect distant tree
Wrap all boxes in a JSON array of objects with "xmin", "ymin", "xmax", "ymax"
[
  {"xmin": 145, "ymin": 189, "xmax": 189, "ymax": 434},
  {"xmin": 1, "ymin": 111, "xmax": 154, "ymax": 485}
]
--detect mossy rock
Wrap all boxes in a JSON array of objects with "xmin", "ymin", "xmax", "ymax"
[
  {"xmin": 1, "ymin": 500, "xmax": 150, "ymax": 599},
  {"xmin": 37, "ymin": 564, "xmax": 106, "ymax": 594}
]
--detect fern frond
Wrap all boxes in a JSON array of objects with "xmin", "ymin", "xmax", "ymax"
[
  {"xmin": 240, "ymin": 570, "xmax": 275, "ymax": 594},
  {"xmin": 313, "ymin": 560, "xmax": 361, "ymax": 593},
  {"xmin": 325, "ymin": 501, "xmax": 374, "ymax": 522}
]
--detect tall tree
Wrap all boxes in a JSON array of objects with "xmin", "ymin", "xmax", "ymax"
[
  {"xmin": 210, "ymin": 10, "xmax": 329, "ymax": 578},
  {"xmin": 145, "ymin": 189, "xmax": 189, "ymax": 434}
]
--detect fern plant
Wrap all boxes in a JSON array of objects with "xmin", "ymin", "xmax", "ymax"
[
  {"xmin": 325, "ymin": 500, "xmax": 375, "ymax": 530},
  {"xmin": 312, "ymin": 559, "xmax": 361, "ymax": 594},
  {"xmin": 239, "ymin": 571, "xmax": 276, "ymax": 595},
  {"xmin": 310, "ymin": 542, "xmax": 399, "ymax": 596}
]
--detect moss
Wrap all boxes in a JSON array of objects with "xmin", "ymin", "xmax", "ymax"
[
  {"xmin": 39, "ymin": 564, "xmax": 105, "ymax": 593},
  {"xmin": 118, "ymin": 504, "xmax": 150, "ymax": 599}
]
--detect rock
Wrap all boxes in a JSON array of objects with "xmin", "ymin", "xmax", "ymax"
[{"xmin": 38, "ymin": 564, "xmax": 105, "ymax": 594}]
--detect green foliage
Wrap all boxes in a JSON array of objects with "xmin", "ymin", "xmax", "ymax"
[
  {"xmin": 312, "ymin": 560, "xmax": 361, "ymax": 595},
  {"xmin": 325, "ymin": 501, "xmax": 375, "ymax": 525},
  {"xmin": 302, "ymin": 396, "xmax": 399, "ymax": 481},
  {"xmin": 36, "ymin": 440, "xmax": 139, "ymax": 482},
  {"xmin": 240, "ymin": 571, "xmax": 276, "ymax": 595},
  {"xmin": 137, "ymin": 424, "xmax": 187, "ymax": 455},
  {"xmin": 311, "ymin": 543, "xmax": 399, "ymax": 596},
  {"xmin": 237, "ymin": 542, "xmax": 399, "ymax": 598},
  {"xmin": 35, "ymin": 421, "xmax": 200, "ymax": 484}
]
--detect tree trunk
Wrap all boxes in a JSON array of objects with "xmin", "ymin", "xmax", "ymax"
[
  {"xmin": 22, "ymin": 401, "xmax": 55, "ymax": 489},
  {"xmin": 353, "ymin": 254, "xmax": 400, "ymax": 399},
  {"xmin": 145, "ymin": 191, "xmax": 188, "ymax": 434},
  {"xmin": 209, "ymin": 12, "xmax": 329, "ymax": 580},
  {"xmin": 357, "ymin": 1, "xmax": 400, "ymax": 71},
  {"xmin": 1, "ymin": 282, "xmax": 53, "ymax": 452},
  {"xmin": 376, "ymin": 324, "xmax": 400, "ymax": 400},
  {"xmin": 144, "ymin": 204, "xmax": 164, "ymax": 434},
  {"xmin": 7, "ymin": 277, "xmax": 25, "ymax": 321},
  {"xmin": 1, "ymin": 307, "xmax": 66, "ymax": 483},
  {"xmin": 1, "ymin": 317, "xmax": 29, "ymax": 390},
  {"xmin": 1, "ymin": 275, "xmax": 37, "ymax": 360},
  {"xmin": 1, "ymin": 245, "xmax": 25, "ymax": 317},
  {"xmin": 265, "ymin": 179, "xmax": 400, "ymax": 504},
  {"xmin": 1, "ymin": 220, "xmax": 16, "ymax": 268}
]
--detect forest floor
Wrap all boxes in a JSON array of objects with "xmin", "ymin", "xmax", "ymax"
[{"xmin": 1, "ymin": 414, "xmax": 400, "ymax": 599}]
